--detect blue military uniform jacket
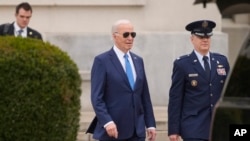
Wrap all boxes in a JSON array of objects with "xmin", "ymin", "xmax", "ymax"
[{"xmin": 168, "ymin": 51, "xmax": 230, "ymax": 140}]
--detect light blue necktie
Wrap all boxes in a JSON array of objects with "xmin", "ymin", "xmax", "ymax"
[{"xmin": 124, "ymin": 54, "xmax": 134, "ymax": 89}]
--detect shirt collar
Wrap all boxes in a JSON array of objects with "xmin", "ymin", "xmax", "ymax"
[
  {"xmin": 14, "ymin": 22, "xmax": 27, "ymax": 33},
  {"xmin": 113, "ymin": 45, "xmax": 131, "ymax": 58},
  {"xmin": 194, "ymin": 50, "xmax": 210, "ymax": 62}
]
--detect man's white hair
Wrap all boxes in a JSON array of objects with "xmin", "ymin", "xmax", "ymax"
[{"xmin": 111, "ymin": 19, "xmax": 132, "ymax": 33}]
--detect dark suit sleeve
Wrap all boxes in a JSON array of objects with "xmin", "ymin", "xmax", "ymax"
[
  {"xmin": 91, "ymin": 57, "xmax": 113, "ymax": 127},
  {"xmin": 0, "ymin": 23, "xmax": 13, "ymax": 36},
  {"xmin": 0, "ymin": 24, "xmax": 4, "ymax": 35},
  {"xmin": 168, "ymin": 60, "xmax": 185, "ymax": 135},
  {"xmin": 86, "ymin": 116, "xmax": 98, "ymax": 134},
  {"xmin": 224, "ymin": 56, "xmax": 230, "ymax": 74}
]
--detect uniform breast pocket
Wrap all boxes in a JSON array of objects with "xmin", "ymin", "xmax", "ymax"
[
  {"xmin": 187, "ymin": 73, "xmax": 199, "ymax": 88},
  {"xmin": 218, "ymin": 75, "xmax": 226, "ymax": 84}
]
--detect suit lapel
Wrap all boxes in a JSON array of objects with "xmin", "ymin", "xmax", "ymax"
[
  {"xmin": 109, "ymin": 49, "xmax": 131, "ymax": 88},
  {"xmin": 8, "ymin": 23, "xmax": 15, "ymax": 35},
  {"xmin": 130, "ymin": 52, "xmax": 140, "ymax": 90},
  {"xmin": 210, "ymin": 53, "xmax": 219, "ymax": 82},
  {"xmin": 27, "ymin": 28, "xmax": 33, "ymax": 38}
]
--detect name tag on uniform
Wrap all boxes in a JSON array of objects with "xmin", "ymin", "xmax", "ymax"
[{"xmin": 189, "ymin": 73, "xmax": 198, "ymax": 77}]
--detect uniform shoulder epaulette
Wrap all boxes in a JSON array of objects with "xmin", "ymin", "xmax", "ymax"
[
  {"xmin": 212, "ymin": 52, "xmax": 226, "ymax": 57},
  {"xmin": 176, "ymin": 54, "xmax": 190, "ymax": 60}
]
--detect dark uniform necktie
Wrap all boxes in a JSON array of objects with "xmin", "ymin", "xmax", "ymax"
[
  {"xmin": 17, "ymin": 29, "xmax": 23, "ymax": 37},
  {"xmin": 203, "ymin": 56, "xmax": 210, "ymax": 79},
  {"xmin": 124, "ymin": 54, "xmax": 134, "ymax": 90}
]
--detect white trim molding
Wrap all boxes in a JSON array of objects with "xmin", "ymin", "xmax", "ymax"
[{"xmin": 1, "ymin": 0, "xmax": 146, "ymax": 6}]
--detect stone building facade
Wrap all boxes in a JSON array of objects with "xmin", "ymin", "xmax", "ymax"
[{"xmin": 1, "ymin": 0, "xmax": 249, "ymax": 110}]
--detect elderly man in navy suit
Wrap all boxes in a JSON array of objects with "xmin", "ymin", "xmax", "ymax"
[
  {"xmin": 87, "ymin": 19, "xmax": 156, "ymax": 141},
  {"xmin": 0, "ymin": 2, "xmax": 42, "ymax": 40},
  {"xmin": 168, "ymin": 20, "xmax": 230, "ymax": 141}
]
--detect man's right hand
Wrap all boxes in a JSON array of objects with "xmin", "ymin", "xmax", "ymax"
[
  {"xmin": 169, "ymin": 134, "xmax": 180, "ymax": 141},
  {"xmin": 105, "ymin": 122, "xmax": 118, "ymax": 139}
]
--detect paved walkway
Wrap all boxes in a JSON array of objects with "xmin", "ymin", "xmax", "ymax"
[{"xmin": 77, "ymin": 106, "xmax": 169, "ymax": 141}]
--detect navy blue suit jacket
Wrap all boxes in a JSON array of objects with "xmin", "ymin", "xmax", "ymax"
[
  {"xmin": 88, "ymin": 48, "xmax": 156, "ymax": 140},
  {"xmin": 168, "ymin": 51, "xmax": 230, "ymax": 140},
  {"xmin": 0, "ymin": 22, "xmax": 42, "ymax": 40}
]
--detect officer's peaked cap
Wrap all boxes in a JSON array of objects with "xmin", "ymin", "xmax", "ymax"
[{"xmin": 185, "ymin": 20, "xmax": 216, "ymax": 37}]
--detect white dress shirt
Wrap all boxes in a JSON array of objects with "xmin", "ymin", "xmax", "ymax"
[
  {"xmin": 194, "ymin": 50, "xmax": 211, "ymax": 70},
  {"xmin": 14, "ymin": 22, "xmax": 27, "ymax": 38},
  {"xmin": 113, "ymin": 45, "xmax": 137, "ymax": 81}
]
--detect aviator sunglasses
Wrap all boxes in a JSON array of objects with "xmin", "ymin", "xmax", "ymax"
[{"xmin": 115, "ymin": 32, "xmax": 136, "ymax": 38}]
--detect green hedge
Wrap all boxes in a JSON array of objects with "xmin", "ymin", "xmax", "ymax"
[{"xmin": 0, "ymin": 36, "xmax": 82, "ymax": 141}]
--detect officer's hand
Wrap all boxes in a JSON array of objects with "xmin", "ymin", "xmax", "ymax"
[
  {"xmin": 105, "ymin": 122, "xmax": 118, "ymax": 139},
  {"xmin": 169, "ymin": 134, "xmax": 180, "ymax": 141},
  {"xmin": 147, "ymin": 128, "xmax": 156, "ymax": 141}
]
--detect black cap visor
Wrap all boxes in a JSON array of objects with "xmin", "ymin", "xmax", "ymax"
[{"xmin": 193, "ymin": 32, "xmax": 213, "ymax": 38}]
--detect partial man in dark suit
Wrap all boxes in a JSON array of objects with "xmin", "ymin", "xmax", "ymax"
[
  {"xmin": 0, "ymin": 2, "xmax": 42, "ymax": 40},
  {"xmin": 87, "ymin": 19, "xmax": 156, "ymax": 141},
  {"xmin": 168, "ymin": 20, "xmax": 230, "ymax": 141}
]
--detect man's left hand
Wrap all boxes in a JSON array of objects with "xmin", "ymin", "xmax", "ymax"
[{"xmin": 147, "ymin": 128, "xmax": 156, "ymax": 141}]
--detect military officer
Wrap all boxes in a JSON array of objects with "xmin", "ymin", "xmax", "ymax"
[{"xmin": 168, "ymin": 20, "xmax": 230, "ymax": 141}]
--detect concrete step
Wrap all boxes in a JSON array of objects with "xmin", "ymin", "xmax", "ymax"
[
  {"xmin": 77, "ymin": 130, "xmax": 170, "ymax": 141},
  {"xmin": 77, "ymin": 106, "xmax": 169, "ymax": 141}
]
